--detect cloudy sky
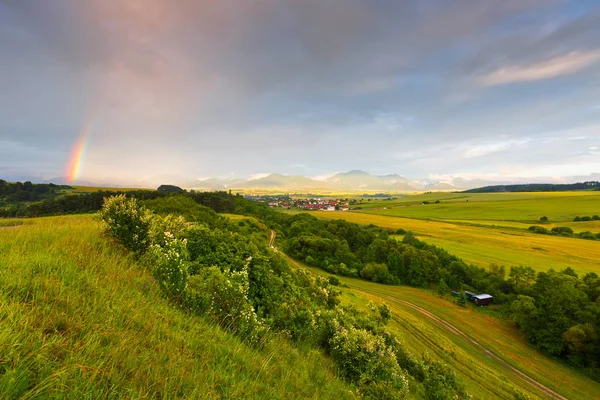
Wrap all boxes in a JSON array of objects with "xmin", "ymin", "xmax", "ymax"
[{"xmin": 1, "ymin": 0, "xmax": 600, "ymax": 184}]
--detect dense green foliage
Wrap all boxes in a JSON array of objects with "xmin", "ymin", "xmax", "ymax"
[
  {"xmin": 99, "ymin": 195, "xmax": 469, "ymax": 398},
  {"xmin": 528, "ymin": 225, "xmax": 600, "ymax": 240},
  {"xmin": 0, "ymin": 187, "xmax": 166, "ymax": 217},
  {"xmin": 0, "ymin": 180, "xmax": 72, "ymax": 204},
  {"xmin": 465, "ymin": 181, "xmax": 600, "ymax": 193}
]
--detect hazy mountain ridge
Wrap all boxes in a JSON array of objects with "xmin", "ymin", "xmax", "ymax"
[{"xmin": 6, "ymin": 171, "xmax": 600, "ymax": 193}]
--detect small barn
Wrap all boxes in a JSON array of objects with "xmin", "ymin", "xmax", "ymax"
[
  {"xmin": 463, "ymin": 290, "xmax": 477, "ymax": 301},
  {"xmin": 472, "ymin": 294, "xmax": 493, "ymax": 306}
]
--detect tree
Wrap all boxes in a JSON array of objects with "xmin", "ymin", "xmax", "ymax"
[
  {"xmin": 438, "ymin": 278, "xmax": 449, "ymax": 297},
  {"xmin": 456, "ymin": 291, "xmax": 467, "ymax": 307},
  {"xmin": 539, "ymin": 216, "xmax": 548, "ymax": 223},
  {"xmin": 510, "ymin": 295, "xmax": 536, "ymax": 329}
]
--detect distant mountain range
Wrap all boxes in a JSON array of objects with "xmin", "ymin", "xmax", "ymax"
[
  {"xmin": 6, "ymin": 170, "xmax": 600, "ymax": 193},
  {"xmin": 185, "ymin": 170, "xmax": 523, "ymax": 193}
]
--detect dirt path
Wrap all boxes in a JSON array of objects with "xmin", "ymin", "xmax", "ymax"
[
  {"xmin": 268, "ymin": 230, "xmax": 276, "ymax": 247},
  {"xmin": 349, "ymin": 285, "xmax": 568, "ymax": 400}
]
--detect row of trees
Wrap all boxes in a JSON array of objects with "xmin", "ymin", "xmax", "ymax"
[{"xmin": 0, "ymin": 180, "xmax": 72, "ymax": 203}]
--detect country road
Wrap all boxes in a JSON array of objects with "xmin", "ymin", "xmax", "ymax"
[
  {"xmin": 273, "ymin": 230, "xmax": 568, "ymax": 400},
  {"xmin": 350, "ymin": 285, "xmax": 568, "ymax": 400}
]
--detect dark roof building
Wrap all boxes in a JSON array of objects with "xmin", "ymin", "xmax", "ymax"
[{"xmin": 472, "ymin": 294, "xmax": 493, "ymax": 306}]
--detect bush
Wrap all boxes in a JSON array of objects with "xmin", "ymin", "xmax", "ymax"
[
  {"xmin": 593, "ymin": 215, "xmax": 600, "ymax": 221},
  {"xmin": 528, "ymin": 226, "xmax": 549, "ymax": 234},
  {"xmin": 99, "ymin": 195, "xmax": 151, "ymax": 254},
  {"xmin": 186, "ymin": 265, "xmax": 267, "ymax": 344},
  {"xmin": 539, "ymin": 216, "xmax": 548, "ymax": 223},
  {"xmin": 328, "ymin": 276, "xmax": 341, "ymax": 286},
  {"xmin": 551, "ymin": 226, "xmax": 574, "ymax": 235},
  {"xmin": 148, "ymin": 214, "xmax": 189, "ymax": 248},
  {"xmin": 422, "ymin": 356, "xmax": 464, "ymax": 400},
  {"xmin": 360, "ymin": 263, "xmax": 394, "ymax": 283},
  {"xmin": 329, "ymin": 324, "xmax": 409, "ymax": 398},
  {"xmin": 578, "ymin": 231, "xmax": 597, "ymax": 240},
  {"xmin": 149, "ymin": 233, "xmax": 189, "ymax": 299}
]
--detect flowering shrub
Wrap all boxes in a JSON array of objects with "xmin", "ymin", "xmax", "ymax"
[
  {"xmin": 99, "ymin": 195, "xmax": 151, "ymax": 254},
  {"xmin": 329, "ymin": 323, "xmax": 409, "ymax": 399},
  {"xmin": 185, "ymin": 264, "xmax": 267, "ymax": 345},
  {"xmin": 149, "ymin": 213, "xmax": 189, "ymax": 248},
  {"xmin": 149, "ymin": 232, "xmax": 189, "ymax": 299}
]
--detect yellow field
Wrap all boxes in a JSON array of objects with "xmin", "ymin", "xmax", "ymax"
[{"xmin": 311, "ymin": 211, "xmax": 600, "ymax": 274}]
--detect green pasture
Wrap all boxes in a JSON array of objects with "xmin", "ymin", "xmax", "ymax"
[{"xmin": 358, "ymin": 192, "xmax": 600, "ymax": 223}]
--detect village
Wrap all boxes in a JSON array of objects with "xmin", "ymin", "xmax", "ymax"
[{"xmin": 245, "ymin": 195, "xmax": 352, "ymax": 211}]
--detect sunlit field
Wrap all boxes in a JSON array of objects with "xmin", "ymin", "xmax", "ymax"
[
  {"xmin": 356, "ymin": 192, "xmax": 600, "ymax": 223},
  {"xmin": 307, "ymin": 191, "xmax": 600, "ymax": 274}
]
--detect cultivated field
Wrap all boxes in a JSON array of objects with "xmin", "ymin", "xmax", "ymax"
[
  {"xmin": 308, "ymin": 191, "xmax": 600, "ymax": 274},
  {"xmin": 355, "ymin": 191, "xmax": 600, "ymax": 223}
]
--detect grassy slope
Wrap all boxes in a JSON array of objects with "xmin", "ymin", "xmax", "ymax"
[
  {"xmin": 0, "ymin": 215, "xmax": 355, "ymax": 399},
  {"xmin": 294, "ymin": 264, "xmax": 600, "ymax": 400}
]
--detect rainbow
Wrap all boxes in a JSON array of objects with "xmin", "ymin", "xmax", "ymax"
[{"xmin": 66, "ymin": 122, "xmax": 92, "ymax": 183}]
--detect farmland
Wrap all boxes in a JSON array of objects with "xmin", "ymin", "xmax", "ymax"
[
  {"xmin": 306, "ymin": 191, "xmax": 600, "ymax": 274},
  {"xmin": 291, "ymin": 261, "xmax": 600, "ymax": 400}
]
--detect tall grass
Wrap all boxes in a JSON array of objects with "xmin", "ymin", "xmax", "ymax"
[{"xmin": 0, "ymin": 215, "xmax": 355, "ymax": 399}]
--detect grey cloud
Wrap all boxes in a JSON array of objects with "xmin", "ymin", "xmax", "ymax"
[{"xmin": 1, "ymin": 0, "xmax": 599, "ymax": 183}]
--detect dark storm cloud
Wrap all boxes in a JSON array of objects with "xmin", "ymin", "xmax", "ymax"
[{"xmin": 1, "ymin": 0, "xmax": 599, "ymax": 183}]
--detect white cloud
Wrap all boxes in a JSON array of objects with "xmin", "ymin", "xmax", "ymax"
[
  {"xmin": 248, "ymin": 173, "xmax": 270, "ymax": 180},
  {"xmin": 478, "ymin": 50, "xmax": 600, "ymax": 86},
  {"xmin": 462, "ymin": 139, "xmax": 530, "ymax": 158}
]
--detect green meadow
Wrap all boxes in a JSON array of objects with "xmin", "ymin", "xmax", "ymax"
[{"xmin": 356, "ymin": 191, "xmax": 600, "ymax": 223}]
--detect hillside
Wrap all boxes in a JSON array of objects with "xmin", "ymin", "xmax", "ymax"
[{"xmin": 0, "ymin": 216, "xmax": 354, "ymax": 398}]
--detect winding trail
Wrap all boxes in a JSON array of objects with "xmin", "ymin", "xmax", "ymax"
[
  {"xmin": 352, "ymin": 285, "xmax": 567, "ymax": 400},
  {"xmin": 272, "ymin": 230, "xmax": 567, "ymax": 400}
]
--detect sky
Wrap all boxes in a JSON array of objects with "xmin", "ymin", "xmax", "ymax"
[{"xmin": 1, "ymin": 0, "xmax": 600, "ymax": 185}]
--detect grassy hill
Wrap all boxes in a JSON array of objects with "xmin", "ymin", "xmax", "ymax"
[{"xmin": 0, "ymin": 216, "xmax": 354, "ymax": 399}]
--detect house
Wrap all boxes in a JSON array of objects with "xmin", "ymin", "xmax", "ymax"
[
  {"xmin": 326, "ymin": 206, "xmax": 335, "ymax": 211},
  {"xmin": 472, "ymin": 294, "xmax": 493, "ymax": 306},
  {"xmin": 461, "ymin": 290, "xmax": 493, "ymax": 305}
]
